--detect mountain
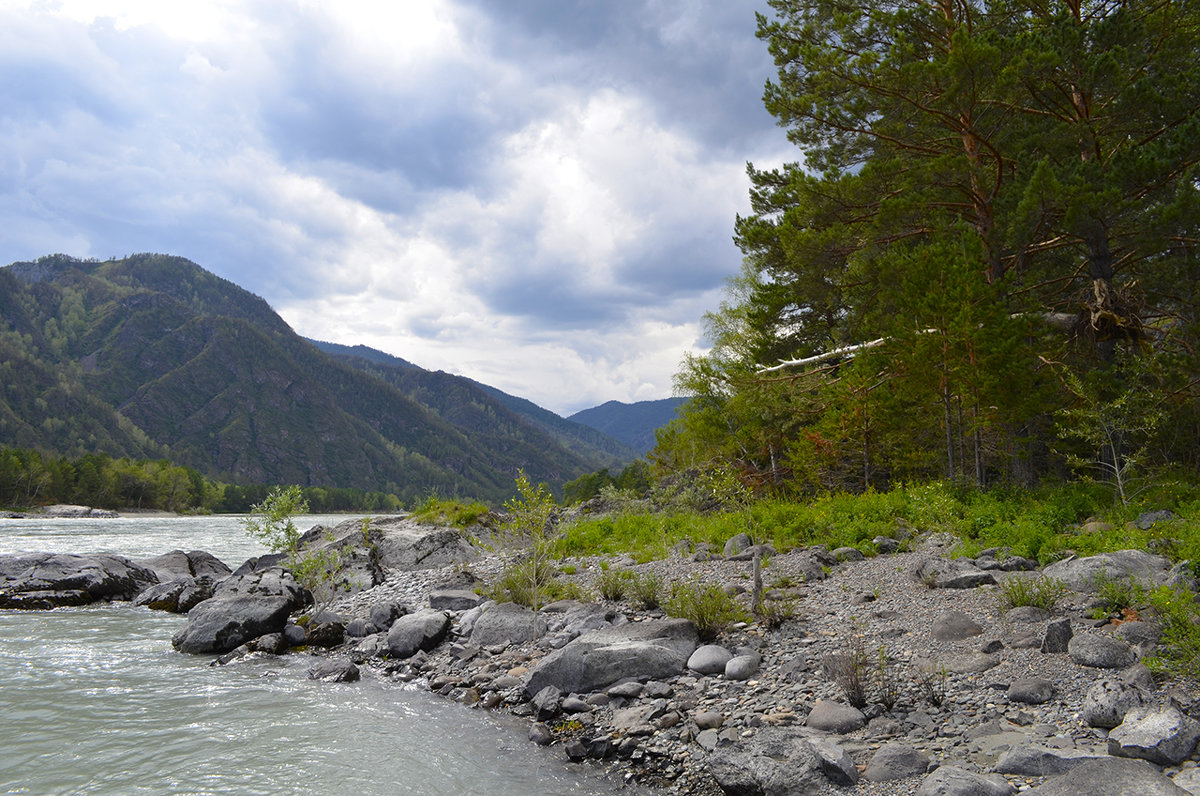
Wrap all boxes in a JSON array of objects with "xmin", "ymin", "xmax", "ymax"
[
  {"xmin": 0, "ymin": 253, "xmax": 622, "ymax": 501},
  {"xmin": 569, "ymin": 397, "xmax": 689, "ymax": 455},
  {"xmin": 307, "ymin": 339, "xmax": 638, "ymax": 470}
]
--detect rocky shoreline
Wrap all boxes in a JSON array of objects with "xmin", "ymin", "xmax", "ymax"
[{"xmin": 3, "ymin": 513, "xmax": 1200, "ymax": 795}]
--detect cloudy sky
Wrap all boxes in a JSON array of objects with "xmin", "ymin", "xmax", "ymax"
[{"xmin": 0, "ymin": 0, "xmax": 789, "ymax": 415}]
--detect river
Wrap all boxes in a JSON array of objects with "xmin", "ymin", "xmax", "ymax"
[{"xmin": 0, "ymin": 515, "xmax": 637, "ymax": 795}]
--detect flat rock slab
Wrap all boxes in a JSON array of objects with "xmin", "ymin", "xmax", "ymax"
[
  {"xmin": 366, "ymin": 516, "xmax": 478, "ymax": 571},
  {"xmin": 933, "ymin": 610, "xmax": 984, "ymax": 641},
  {"xmin": 1025, "ymin": 756, "xmax": 1191, "ymax": 795},
  {"xmin": 1043, "ymin": 550, "xmax": 1172, "ymax": 591},
  {"xmin": 470, "ymin": 602, "xmax": 547, "ymax": 648},
  {"xmin": 707, "ymin": 728, "xmax": 833, "ymax": 794},
  {"xmin": 917, "ymin": 558, "xmax": 996, "ymax": 589},
  {"xmin": 0, "ymin": 552, "xmax": 159, "ymax": 608},
  {"xmin": 1068, "ymin": 634, "xmax": 1137, "ymax": 669},
  {"xmin": 1008, "ymin": 677, "xmax": 1055, "ymax": 705},
  {"xmin": 993, "ymin": 745, "xmax": 1104, "ymax": 776},
  {"xmin": 917, "ymin": 766, "xmax": 1015, "ymax": 796},
  {"xmin": 523, "ymin": 618, "xmax": 698, "ymax": 698}
]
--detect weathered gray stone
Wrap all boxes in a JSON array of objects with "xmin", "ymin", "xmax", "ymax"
[
  {"xmin": 307, "ymin": 658, "xmax": 360, "ymax": 682},
  {"xmin": 708, "ymin": 728, "xmax": 827, "ymax": 795},
  {"xmin": 1008, "ymin": 678, "xmax": 1055, "ymax": 705},
  {"xmin": 917, "ymin": 558, "xmax": 996, "ymax": 589},
  {"xmin": 864, "ymin": 743, "xmax": 931, "ymax": 782},
  {"xmin": 806, "ymin": 699, "xmax": 867, "ymax": 734},
  {"xmin": 1042, "ymin": 617, "xmax": 1073, "ymax": 654},
  {"xmin": 946, "ymin": 653, "xmax": 1000, "ymax": 673},
  {"xmin": 470, "ymin": 602, "xmax": 548, "ymax": 648},
  {"xmin": 725, "ymin": 654, "xmax": 759, "ymax": 681},
  {"xmin": 1006, "ymin": 605, "xmax": 1052, "ymax": 623},
  {"xmin": 723, "ymin": 533, "xmax": 753, "ymax": 558},
  {"xmin": 368, "ymin": 600, "xmax": 407, "ymax": 631},
  {"xmin": 386, "ymin": 609, "xmax": 451, "ymax": 659},
  {"xmin": 529, "ymin": 723, "xmax": 553, "ymax": 746},
  {"xmin": 524, "ymin": 619, "xmax": 698, "ymax": 698},
  {"xmin": 1108, "ymin": 705, "xmax": 1200, "ymax": 766},
  {"xmin": 1115, "ymin": 621, "xmax": 1163, "ymax": 649},
  {"xmin": 1081, "ymin": 678, "xmax": 1148, "ymax": 729},
  {"xmin": 136, "ymin": 549, "xmax": 231, "ymax": 582},
  {"xmin": 1024, "ymin": 756, "xmax": 1190, "ymax": 795},
  {"xmin": 429, "ymin": 588, "xmax": 484, "ymax": 611},
  {"xmin": 532, "ymin": 685, "xmax": 562, "ymax": 721},
  {"xmin": 806, "ymin": 737, "xmax": 859, "ymax": 786},
  {"xmin": 688, "ymin": 644, "xmax": 733, "ymax": 675},
  {"xmin": 1043, "ymin": 550, "xmax": 1172, "ymax": 591},
  {"xmin": 992, "ymin": 745, "xmax": 1104, "ymax": 776},
  {"xmin": 0, "ymin": 552, "xmax": 159, "ymax": 608},
  {"xmin": 933, "ymin": 610, "xmax": 984, "ymax": 641},
  {"xmin": 133, "ymin": 576, "xmax": 216, "ymax": 613},
  {"xmin": 874, "ymin": 536, "xmax": 901, "ymax": 554},
  {"xmin": 916, "ymin": 766, "xmax": 1016, "ymax": 796},
  {"xmin": 833, "ymin": 546, "xmax": 865, "ymax": 562},
  {"xmin": 367, "ymin": 516, "xmax": 479, "ymax": 571},
  {"xmin": 171, "ymin": 568, "xmax": 307, "ymax": 654},
  {"xmin": 1068, "ymin": 633, "xmax": 1137, "ymax": 669},
  {"xmin": 694, "ymin": 710, "xmax": 724, "ymax": 730}
]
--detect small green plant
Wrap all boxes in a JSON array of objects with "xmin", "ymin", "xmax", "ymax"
[
  {"xmin": 1092, "ymin": 573, "xmax": 1146, "ymax": 615},
  {"xmin": 486, "ymin": 471, "xmax": 560, "ymax": 610},
  {"xmin": 598, "ymin": 568, "xmax": 632, "ymax": 601},
  {"xmin": 915, "ymin": 660, "xmax": 948, "ymax": 707},
  {"xmin": 997, "ymin": 576, "xmax": 1068, "ymax": 611},
  {"xmin": 631, "ymin": 571, "xmax": 663, "ymax": 609},
  {"xmin": 875, "ymin": 646, "xmax": 900, "ymax": 711},
  {"xmin": 1143, "ymin": 584, "xmax": 1200, "ymax": 678},
  {"xmin": 755, "ymin": 597, "xmax": 796, "ymax": 630},
  {"xmin": 664, "ymin": 577, "xmax": 748, "ymax": 641},
  {"xmin": 241, "ymin": 485, "xmax": 346, "ymax": 620},
  {"xmin": 823, "ymin": 643, "xmax": 869, "ymax": 709}
]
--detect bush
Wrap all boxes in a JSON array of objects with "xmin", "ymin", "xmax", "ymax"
[
  {"xmin": 1145, "ymin": 584, "xmax": 1200, "ymax": 679},
  {"xmin": 664, "ymin": 577, "xmax": 747, "ymax": 641},
  {"xmin": 631, "ymin": 571, "xmax": 663, "ymax": 609},
  {"xmin": 997, "ymin": 576, "xmax": 1068, "ymax": 611},
  {"xmin": 598, "ymin": 568, "xmax": 632, "ymax": 601}
]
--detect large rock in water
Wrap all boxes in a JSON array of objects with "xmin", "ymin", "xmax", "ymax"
[
  {"xmin": 386, "ymin": 609, "xmax": 451, "ymax": 658},
  {"xmin": 171, "ymin": 567, "xmax": 307, "ymax": 654},
  {"xmin": 522, "ymin": 618, "xmax": 698, "ymax": 698},
  {"xmin": 135, "ymin": 549, "xmax": 231, "ymax": 582},
  {"xmin": 0, "ymin": 552, "xmax": 159, "ymax": 608}
]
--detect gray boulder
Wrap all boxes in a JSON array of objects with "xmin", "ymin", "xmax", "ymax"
[
  {"xmin": 1108, "ymin": 705, "xmax": 1200, "ymax": 766},
  {"xmin": 1081, "ymin": 678, "xmax": 1148, "ymax": 728},
  {"xmin": 723, "ymin": 533, "xmax": 753, "ymax": 558},
  {"xmin": 806, "ymin": 699, "xmax": 867, "ymax": 734},
  {"xmin": 171, "ymin": 567, "xmax": 307, "ymax": 654},
  {"xmin": 523, "ymin": 618, "xmax": 698, "ymax": 698},
  {"xmin": 368, "ymin": 600, "xmax": 408, "ymax": 631},
  {"xmin": 1041, "ymin": 618, "xmax": 1073, "ymax": 653},
  {"xmin": 470, "ymin": 602, "xmax": 548, "ymax": 648},
  {"xmin": 133, "ymin": 576, "xmax": 215, "ymax": 613},
  {"xmin": 135, "ymin": 549, "xmax": 230, "ymax": 582},
  {"xmin": 307, "ymin": 658, "xmax": 360, "ymax": 682},
  {"xmin": 917, "ymin": 766, "xmax": 1016, "ymax": 796},
  {"xmin": 429, "ymin": 589, "xmax": 484, "ymax": 611},
  {"xmin": 707, "ymin": 728, "xmax": 829, "ymax": 795},
  {"xmin": 725, "ymin": 654, "xmax": 760, "ymax": 681},
  {"xmin": 368, "ymin": 516, "xmax": 478, "ymax": 570},
  {"xmin": 1008, "ymin": 677, "xmax": 1055, "ymax": 705},
  {"xmin": 933, "ymin": 610, "xmax": 984, "ymax": 641},
  {"xmin": 688, "ymin": 644, "xmax": 733, "ymax": 675},
  {"xmin": 917, "ymin": 558, "xmax": 996, "ymax": 589},
  {"xmin": 386, "ymin": 609, "xmax": 451, "ymax": 659},
  {"xmin": 0, "ymin": 552, "xmax": 159, "ymax": 608},
  {"xmin": 1068, "ymin": 633, "xmax": 1137, "ymax": 669},
  {"xmin": 864, "ymin": 743, "xmax": 931, "ymax": 782},
  {"xmin": 1043, "ymin": 550, "xmax": 1172, "ymax": 591},
  {"xmin": 295, "ymin": 519, "xmax": 385, "ymax": 595},
  {"xmin": 1025, "ymin": 757, "xmax": 1190, "ymax": 795}
]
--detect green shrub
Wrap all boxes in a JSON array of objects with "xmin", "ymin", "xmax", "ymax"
[
  {"xmin": 410, "ymin": 496, "xmax": 492, "ymax": 528},
  {"xmin": 631, "ymin": 571, "xmax": 663, "ymax": 609},
  {"xmin": 664, "ymin": 577, "xmax": 748, "ymax": 640},
  {"xmin": 1144, "ymin": 584, "xmax": 1200, "ymax": 678},
  {"xmin": 997, "ymin": 576, "xmax": 1068, "ymax": 611},
  {"xmin": 597, "ymin": 568, "xmax": 632, "ymax": 601}
]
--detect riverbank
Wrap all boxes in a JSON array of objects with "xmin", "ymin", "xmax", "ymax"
[{"xmin": 295, "ymin": 518, "xmax": 1200, "ymax": 795}]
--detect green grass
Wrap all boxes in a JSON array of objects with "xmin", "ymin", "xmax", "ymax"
[{"xmin": 410, "ymin": 497, "xmax": 491, "ymax": 529}]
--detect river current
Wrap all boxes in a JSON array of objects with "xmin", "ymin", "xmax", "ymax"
[{"xmin": 0, "ymin": 515, "xmax": 634, "ymax": 795}]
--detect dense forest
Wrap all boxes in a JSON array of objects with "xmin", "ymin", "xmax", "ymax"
[
  {"xmin": 655, "ymin": 0, "xmax": 1200, "ymax": 500},
  {"xmin": 0, "ymin": 447, "xmax": 403, "ymax": 514}
]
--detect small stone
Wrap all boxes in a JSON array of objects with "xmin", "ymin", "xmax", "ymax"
[
  {"xmin": 1069, "ymin": 633, "xmax": 1138, "ymax": 669},
  {"xmin": 933, "ymin": 610, "xmax": 984, "ymax": 641},
  {"xmin": 529, "ymin": 723, "xmax": 553, "ymax": 746},
  {"xmin": 688, "ymin": 644, "xmax": 734, "ymax": 675},
  {"xmin": 694, "ymin": 711, "xmax": 725, "ymax": 730},
  {"xmin": 806, "ymin": 699, "xmax": 867, "ymax": 734},
  {"xmin": 864, "ymin": 743, "xmax": 931, "ymax": 782},
  {"xmin": 725, "ymin": 654, "xmax": 759, "ymax": 681}
]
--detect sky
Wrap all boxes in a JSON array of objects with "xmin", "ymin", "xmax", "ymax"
[{"xmin": 0, "ymin": 0, "xmax": 791, "ymax": 416}]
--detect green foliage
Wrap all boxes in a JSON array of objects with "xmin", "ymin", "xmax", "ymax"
[
  {"xmin": 597, "ymin": 568, "xmax": 632, "ymax": 602},
  {"xmin": 997, "ymin": 576, "xmax": 1068, "ymax": 611},
  {"xmin": 630, "ymin": 571, "xmax": 663, "ymax": 609},
  {"xmin": 486, "ymin": 471, "xmax": 560, "ymax": 611},
  {"xmin": 241, "ymin": 485, "xmax": 309, "ymax": 555},
  {"xmin": 1144, "ymin": 584, "xmax": 1200, "ymax": 679},
  {"xmin": 663, "ymin": 577, "xmax": 748, "ymax": 641},
  {"xmin": 410, "ymin": 496, "xmax": 491, "ymax": 528}
]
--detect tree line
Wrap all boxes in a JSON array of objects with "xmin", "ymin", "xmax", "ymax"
[
  {"xmin": 656, "ymin": 0, "xmax": 1200, "ymax": 499},
  {"xmin": 0, "ymin": 447, "xmax": 404, "ymax": 514}
]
